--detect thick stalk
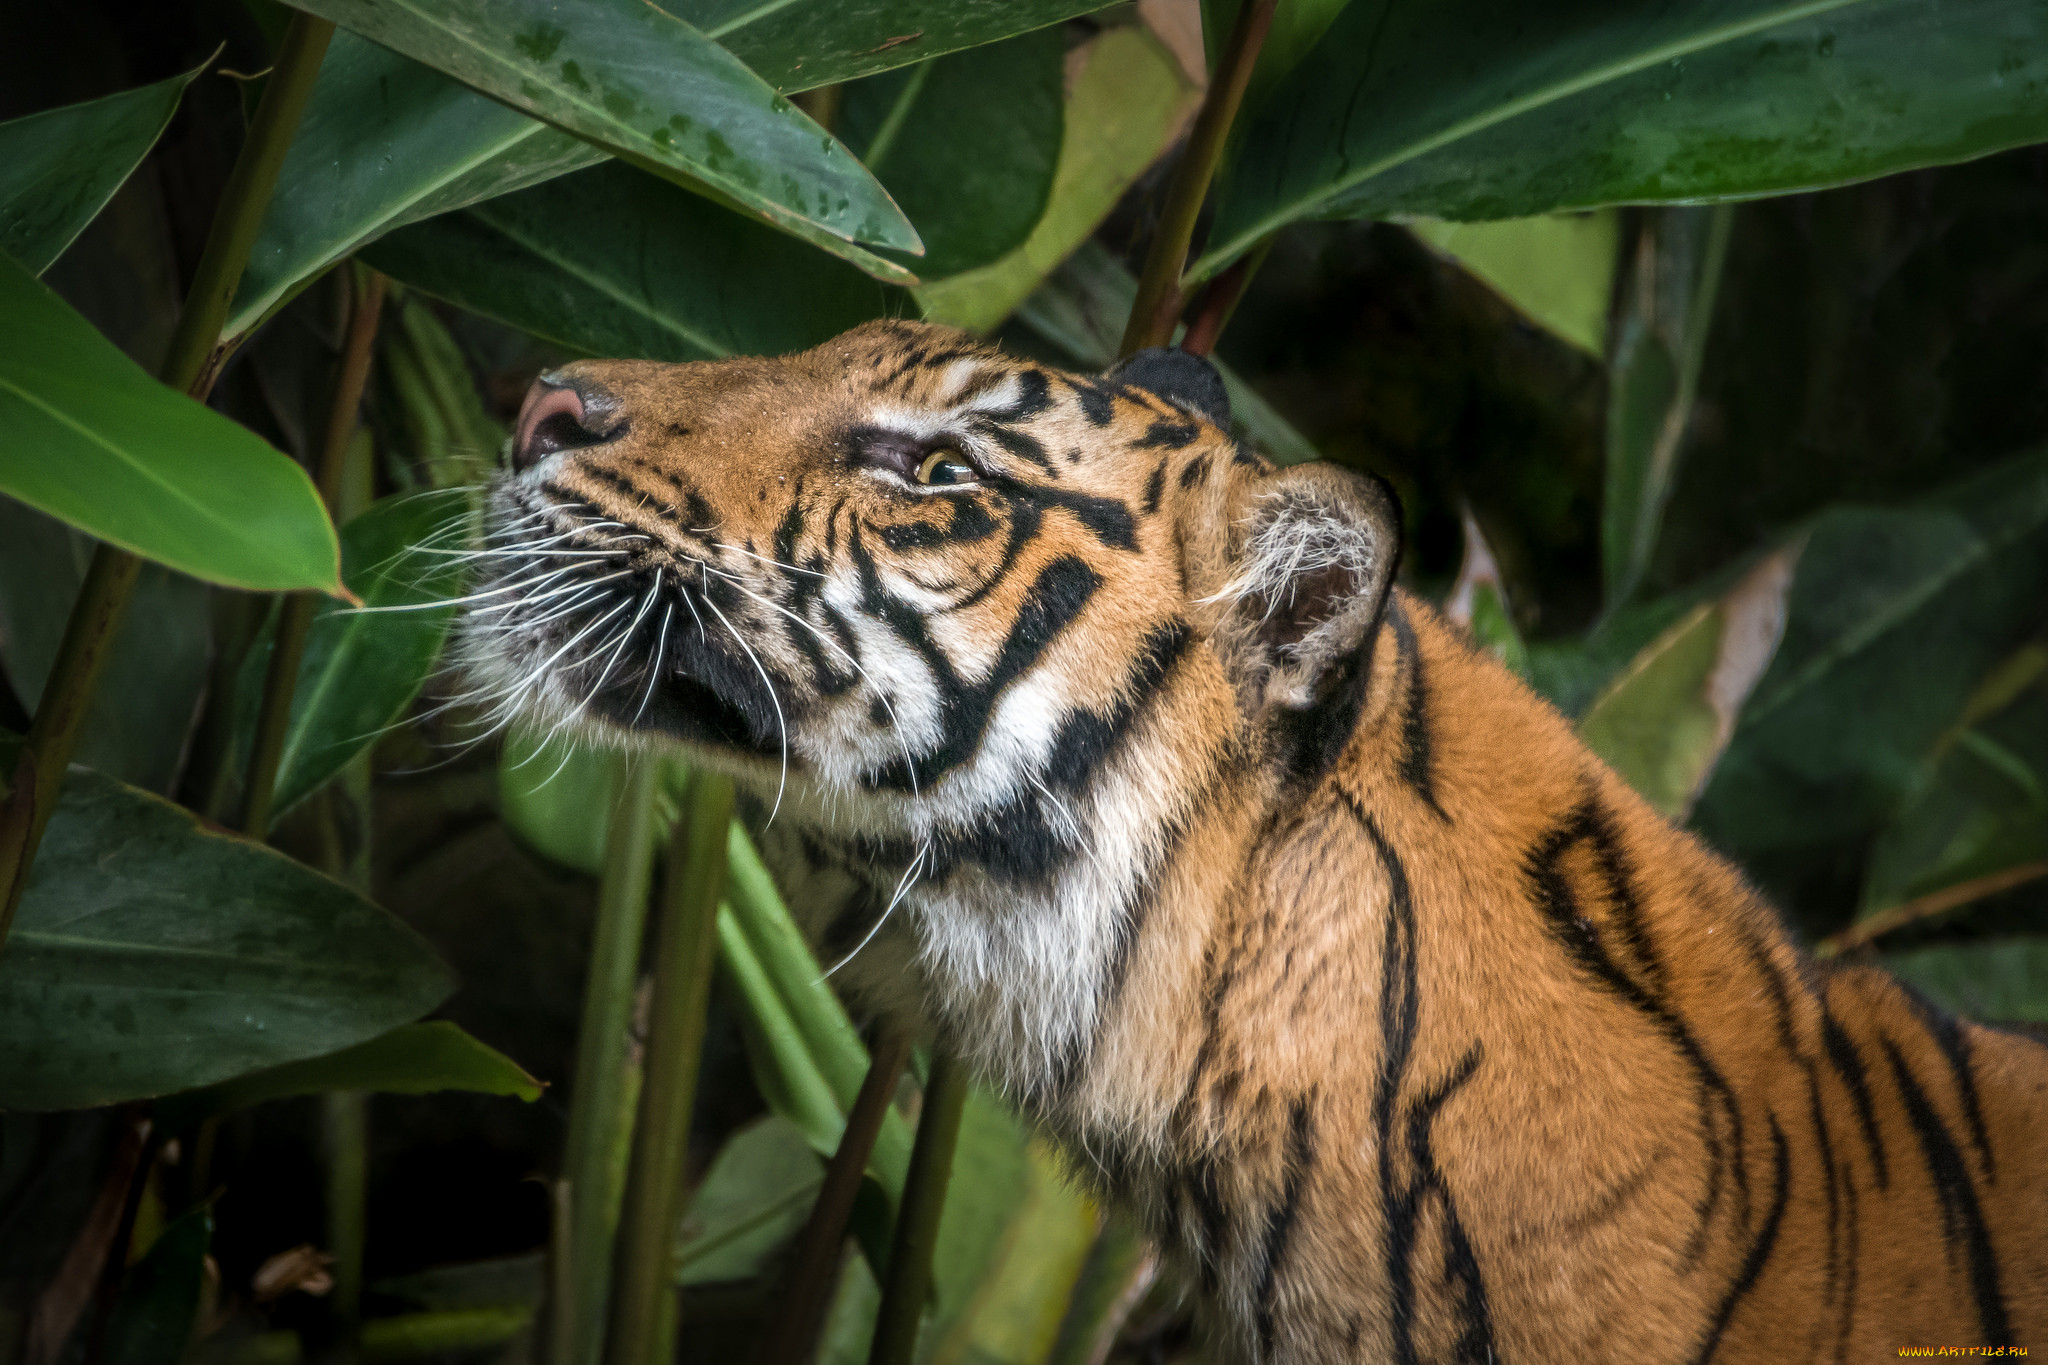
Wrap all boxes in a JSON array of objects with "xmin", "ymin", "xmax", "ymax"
[
  {"xmin": 756, "ymin": 1022, "xmax": 914, "ymax": 1365},
  {"xmin": 865, "ymin": 1050, "xmax": 968, "ymax": 1365},
  {"xmin": 1179, "ymin": 234, "xmax": 1274, "ymax": 357},
  {"xmin": 0, "ymin": 13, "xmax": 336, "ymax": 940},
  {"xmin": 323, "ymin": 1090, "xmax": 368, "ymax": 1326},
  {"xmin": 240, "ymin": 269, "xmax": 386, "ymax": 839},
  {"xmin": 551, "ymin": 757, "xmax": 662, "ymax": 1365},
  {"xmin": 608, "ymin": 773, "xmax": 736, "ymax": 1365},
  {"xmin": 1118, "ymin": 0, "xmax": 1280, "ymax": 357}
]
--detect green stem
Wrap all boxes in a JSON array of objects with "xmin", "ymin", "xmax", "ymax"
[
  {"xmin": 240, "ymin": 268, "xmax": 386, "ymax": 839},
  {"xmin": 323, "ymin": 1090, "xmax": 368, "ymax": 1327},
  {"xmin": 552, "ymin": 757, "xmax": 661, "ymax": 1365},
  {"xmin": 608, "ymin": 773, "xmax": 734, "ymax": 1365},
  {"xmin": 1179, "ymin": 233, "xmax": 1274, "ymax": 357},
  {"xmin": 1118, "ymin": 0, "xmax": 1280, "ymax": 357},
  {"xmin": 756, "ymin": 1022, "xmax": 913, "ymax": 1365},
  {"xmin": 865, "ymin": 1049, "xmax": 967, "ymax": 1365},
  {"xmin": 0, "ymin": 12, "xmax": 336, "ymax": 942}
]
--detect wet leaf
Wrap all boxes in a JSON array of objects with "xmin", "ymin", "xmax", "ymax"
[
  {"xmin": 0, "ymin": 769, "xmax": 453, "ymax": 1110},
  {"xmin": 0, "ymin": 63, "xmax": 203, "ymax": 276},
  {"xmin": 0, "ymin": 251, "xmax": 340, "ymax": 593},
  {"xmin": 1204, "ymin": 0, "xmax": 2048, "ymax": 274},
  {"xmin": 280, "ymin": 0, "xmax": 922, "ymax": 278}
]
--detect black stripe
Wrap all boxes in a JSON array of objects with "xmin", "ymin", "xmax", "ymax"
[
  {"xmin": 1136, "ymin": 419, "xmax": 1200, "ymax": 450},
  {"xmin": 980, "ymin": 419, "xmax": 1058, "ymax": 474},
  {"xmin": 983, "ymin": 369, "xmax": 1053, "ymax": 422},
  {"xmin": 1881, "ymin": 1038, "xmax": 2011, "ymax": 1343},
  {"xmin": 1036, "ymin": 486, "xmax": 1138, "ymax": 552},
  {"xmin": 1252, "ymin": 1094, "xmax": 1318, "ymax": 1357},
  {"xmin": 1819, "ymin": 1008, "xmax": 1890, "ymax": 1188},
  {"xmin": 1179, "ymin": 455, "xmax": 1211, "ymax": 490},
  {"xmin": 1389, "ymin": 605, "xmax": 1446, "ymax": 819},
  {"xmin": 1690, "ymin": 1114, "xmax": 1791, "ymax": 1365},
  {"xmin": 1410, "ymin": 1047, "xmax": 1494, "ymax": 1365},
  {"xmin": 1897, "ymin": 988, "xmax": 1995, "ymax": 1180},
  {"xmin": 1060, "ymin": 375, "xmax": 1117, "ymax": 426},
  {"xmin": 1143, "ymin": 458, "xmax": 1168, "ymax": 515}
]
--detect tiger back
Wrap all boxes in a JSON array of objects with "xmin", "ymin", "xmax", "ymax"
[{"xmin": 463, "ymin": 319, "xmax": 2048, "ymax": 1362}]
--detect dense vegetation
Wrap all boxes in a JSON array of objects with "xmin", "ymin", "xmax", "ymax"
[{"xmin": 2, "ymin": 0, "xmax": 2046, "ymax": 1361}]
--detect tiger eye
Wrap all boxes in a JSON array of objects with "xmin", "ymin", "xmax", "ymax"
[{"xmin": 915, "ymin": 450, "xmax": 976, "ymax": 486}]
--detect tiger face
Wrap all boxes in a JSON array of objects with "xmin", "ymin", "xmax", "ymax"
[{"xmin": 463, "ymin": 319, "xmax": 1400, "ymax": 852}]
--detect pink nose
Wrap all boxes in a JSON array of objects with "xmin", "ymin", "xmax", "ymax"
[{"xmin": 512, "ymin": 377, "xmax": 592, "ymax": 472}]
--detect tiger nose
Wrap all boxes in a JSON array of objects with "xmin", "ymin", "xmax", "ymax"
[{"xmin": 511, "ymin": 373, "xmax": 624, "ymax": 472}]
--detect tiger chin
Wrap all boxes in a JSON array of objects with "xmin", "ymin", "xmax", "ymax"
[{"xmin": 461, "ymin": 320, "xmax": 2047, "ymax": 1363}]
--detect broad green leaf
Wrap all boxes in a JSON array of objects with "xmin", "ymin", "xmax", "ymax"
[
  {"xmin": 160, "ymin": 1022, "xmax": 543, "ymax": 1130},
  {"xmin": 918, "ymin": 26, "xmax": 1199, "ymax": 332},
  {"xmin": 363, "ymin": 161, "xmax": 903, "ymax": 362},
  {"xmin": 837, "ymin": 28, "xmax": 1064, "ymax": 278},
  {"xmin": 1695, "ymin": 449, "xmax": 2048, "ymax": 864},
  {"xmin": 0, "ymin": 769, "xmax": 453, "ymax": 1110},
  {"xmin": 1408, "ymin": 211, "xmax": 1619, "ymax": 357},
  {"xmin": 228, "ymin": 33, "xmax": 605, "ymax": 341},
  {"xmin": 379, "ymin": 292, "xmax": 505, "ymax": 491},
  {"xmin": 0, "ymin": 498, "xmax": 210, "ymax": 793},
  {"xmin": 499, "ymin": 728, "xmax": 626, "ymax": 875},
  {"xmin": 280, "ymin": 0, "xmax": 923, "ymax": 279},
  {"xmin": 920, "ymin": 1089, "xmax": 1033, "ymax": 1364},
  {"xmin": 1883, "ymin": 937, "xmax": 2048, "ymax": 1025},
  {"xmin": 1602, "ymin": 206, "xmax": 1734, "ymax": 613},
  {"xmin": 1203, "ymin": 0, "xmax": 1354, "ymax": 107},
  {"xmin": 929, "ymin": 1138, "xmax": 1097, "ymax": 1365},
  {"xmin": 103, "ymin": 1206, "xmax": 211, "ymax": 1365},
  {"xmin": 675, "ymin": 1115, "xmax": 821, "ymax": 1286},
  {"xmin": 1581, "ymin": 547, "xmax": 1796, "ymax": 818},
  {"xmin": 1444, "ymin": 510, "xmax": 1528, "ymax": 677},
  {"xmin": 1202, "ymin": 0, "xmax": 2048, "ymax": 275},
  {"xmin": 0, "ymin": 251, "xmax": 341, "ymax": 593},
  {"xmin": 0, "ymin": 64, "xmax": 202, "ymax": 276},
  {"xmin": 244, "ymin": 491, "xmax": 469, "ymax": 818}
]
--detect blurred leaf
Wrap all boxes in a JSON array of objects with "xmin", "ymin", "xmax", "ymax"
[
  {"xmin": 1046, "ymin": 1217, "xmax": 1155, "ymax": 1365},
  {"xmin": 161, "ymin": 1022, "xmax": 542, "ymax": 1130},
  {"xmin": 1882, "ymin": 937, "xmax": 2048, "ymax": 1025},
  {"xmin": 280, "ymin": 0, "xmax": 923, "ymax": 278},
  {"xmin": 675, "ymin": 1115, "xmax": 821, "ymax": 1287},
  {"xmin": 919, "ymin": 1089, "xmax": 1033, "ymax": 1363},
  {"xmin": 919, "ymin": 25, "xmax": 1199, "ymax": 332},
  {"xmin": 0, "ymin": 769, "xmax": 453, "ymax": 1110},
  {"xmin": 1203, "ymin": 0, "xmax": 2048, "ymax": 273},
  {"xmin": 838, "ymin": 29, "xmax": 1064, "ymax": 278},
  {"xmin": 929, "ymin": 1138, "xmax": 1096, "ymax": 1365},
  {"xmin": 0, "ymin": 498, "xmax": 210, "ymax": 793},
  {"xmin": 666, "ymin": 0, "xmax": 1110, "ymax": 91},
  {"xmin": 1603, "ymin": 205, "xmax": 1734, "ymax": 612},
  {"xmin": 229, "ymin": 32, "xmax": 605, "ymax": 340},
  {"xmin": 1444, "ymin": 509, "xmax": 1528, "ymax": 677},
  {"xmin": 363, "ymin": 161, "xmax": 902, "ymax": 363},
  {"xmin": 378, "ymin": 293, "xmax": 504, "ymax": 491},
  {"xmin": 498, "ymin": 729, "xmax": 625, "ymax": 875},
  {"xmin": 0, "ymin": 251, "xmax": 341, "ymax": 592},
  {"xmin": 1202, "ymin": 0, "xmax": 1352, "ymax": 108},
  {"xmin": 0, "ymin": 63, "xmax": 202, "ymax": 276},
  {"xmin": 1408, "ymin": 211, "xmax": 1619, "ymax": 357},
  {"xmin": 1695, "ymin": 449, "xmax": 2048, "ymax": 866},
  {"xmin": 239, "ymin": 492, "xmax": 469, "ymax": 819},
  {"xmin": 1580, "ymin": 546, "xmax": 1796, "ymax": 818},
  {"xmin": 103, "ymin": 1205, "xmax": 210, "ymax": 1365}
]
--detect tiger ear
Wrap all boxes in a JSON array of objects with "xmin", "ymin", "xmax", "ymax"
[
  {"xmin": 1213, "ymin": 463, "xmax": 1402, "ymax": 711},
  {"xmin": 1105, "ymin": 347, "xmax": 1231, "ymax": 426}
]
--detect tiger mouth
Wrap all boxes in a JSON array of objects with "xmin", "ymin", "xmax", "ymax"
[{"xmin": 583, "ymin": 662, "xmax": 784, "ymax": 761}]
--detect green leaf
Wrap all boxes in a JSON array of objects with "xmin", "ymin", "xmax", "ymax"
[
  {"xmin": 1408, "ymin": 211, "xmax": 1619, "ymax": 357},
  {"xmin": 670, "ymin": 0, "xmax": 1111, "ymax": 91},
  {"xmin": 103, "ymin": 1206, "xmax": 211, "ymax": 1365},
  {"xmin": 0, "ymin": 64, "xmax": 202, "ymax": 277},
  {"xmin": 1580, "ymin": 546, "xmax": 1796, "ymax": 818},
  {"xmin": 363, "ymin": 161, "xmax": 903, "ymax": 362},
  {"xmin": 1695, "ymin": 449, "xmax": 2048, "ymax": 864},
  {"xmin": 228, "ymin": 33, "xmax": 605, "ymax": 341},
  {"xmin": 378, "ymin": 292, "xmax": 505, "ymax": 491},
  {"xmin": 280, "ymin": 0, "xmax": 922, "ymax": 279},
  {"xmin": 161, "ymin": 1022, "xmax": 542, "ymax": 1131},
  {"xmin": 1602, "ymin": 206, "xmax": 1734, "ymax": 612},
  {"xmin": 837, "ymin": 29, "xmax": 1064, "ymax": 278},
  {"xmin": 1203, "ymin": 0, "xmax": 2048, "ymax": 274},
  {"xmin": 498, "ymin": 728, "xmax": 625, "ymax": 875},
  {"xmin": 0, "ymin": 768, "xmax": 453, "ymax": 1110},
  {"xmin": 1444, "ymin": 511, "xmax": 1529, "ymax": 678},
  {"xmin": 1882, "ymin": 937, "xmax": 2048, "ymax": 1025},
  {"xmin": 675, "ymin": 1115, "xmax": 821, "ymax": 1287},
  {"xmin": 0, "ymin": 250, "xmax": 341, "ymax": 593},
  {"xmin": 250, "ymin": 491, "xmax": 469, "ymax": 818},
  {"xmin": 928, "ymin": 1135, "xmax": 1096, "ymax": 1365},
  {"xmin": 1203, "ymin": 0, "xmax": 1355, "ymax": 109},
  {"xmin": 918, "ymin": 25, "xmax": 1199, "ymax": 332},
  {"xmin": 0, "ymin": 498, "xmax": 210, "ymax": 793}
]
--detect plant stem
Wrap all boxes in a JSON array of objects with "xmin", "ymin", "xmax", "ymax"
[
  {"xmin": 323, "ymin": 1090, "xmax": 368, "ymax": 1326},
  {"xmin": 1180, "ymin": 234, "xmax": 1274, "ymax": 357},
  {"xmin": 1118, "ymin": 0, "xmax": 1280, "ymax": 357},
  {"xmin": 1816, "ymin": 859, "xmax": 2048, "ymax": 958},
  {"xmin": 756, "ymin": 1022, "xmax": 914, "ymax": 1365},
  {"xmin": 865, "ymin": 1048, "xmax": 967, "ymax": 1365},
  {"xmin": 0, "ymin": 12, "xmax": 336, "ymax": 942},
  {"xmin": 608, "ymin": 772, "xmax": 734, "ymax": 1365},
  {"xmin": 552, "ymin": 757, "xmax": 661, "ymax": 1365},
  {"xmin": 240, "ymin": 268, "xmax": 386, "ymax": 839}
]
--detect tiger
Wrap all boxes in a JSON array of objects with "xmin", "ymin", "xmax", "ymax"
[{"xmin": 460, "ymin": 318, "xmax": 2048, "ymax": 1363}]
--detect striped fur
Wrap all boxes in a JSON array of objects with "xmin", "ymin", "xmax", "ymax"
[{"xmin": 464, "ymin": 321, "xmax": 2048, "ymax": 1362}]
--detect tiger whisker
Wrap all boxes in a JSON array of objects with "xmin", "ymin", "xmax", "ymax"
[
  {"xmin": 701, "ymin": 593, "xmax": 790, "ymax": 824},
  {"xmin": 819, "ymin": 837, "xmax": 929, "ymax": 981}
]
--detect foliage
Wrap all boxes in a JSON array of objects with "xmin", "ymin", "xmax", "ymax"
[{"xmin": 0, "ymin": 0, "xmax": 2045, "ymax": 1361}]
